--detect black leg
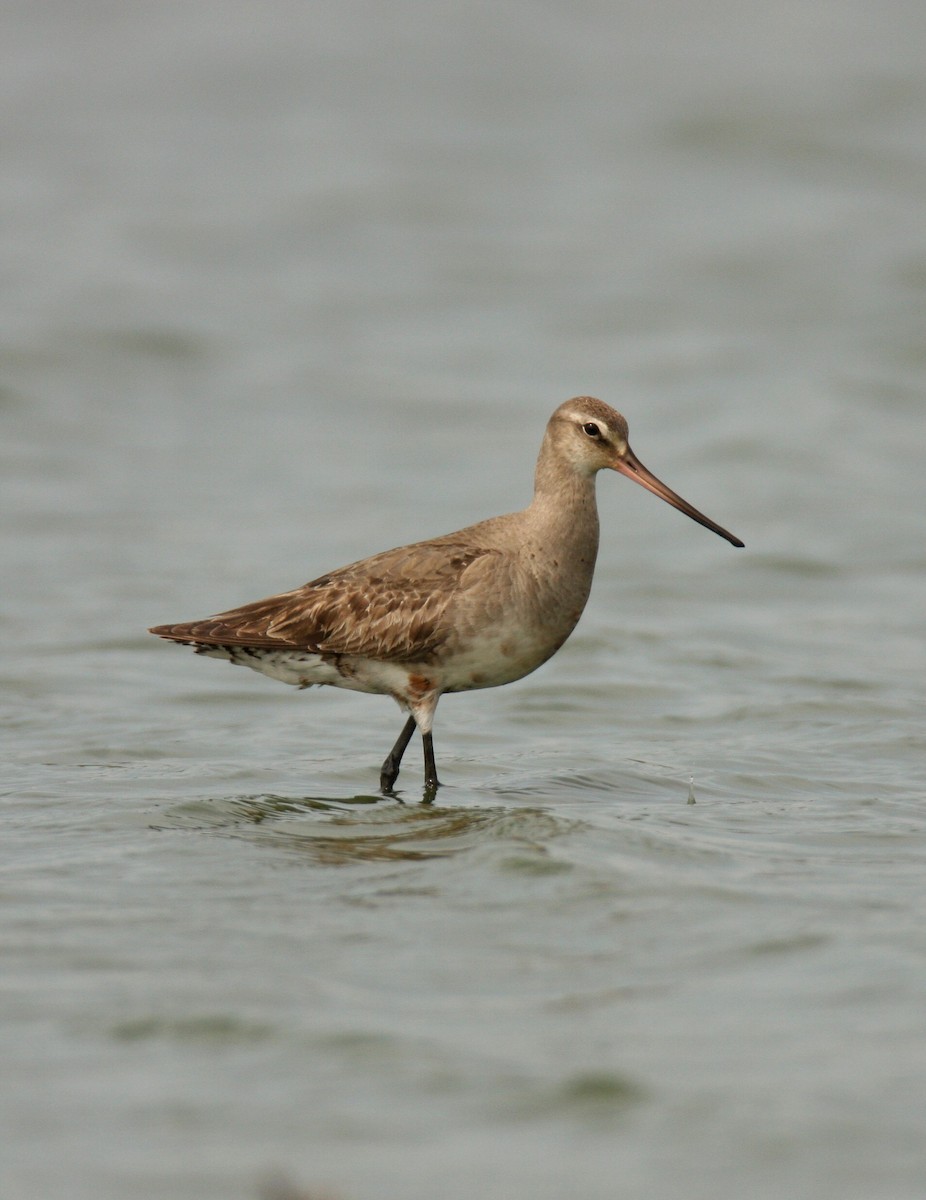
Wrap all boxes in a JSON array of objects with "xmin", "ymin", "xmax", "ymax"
[
  {"xmin": 380, "ymin": 715, "xmax": 417, "ymax": 792},
  {"xmin": 422, "ymin": 731, "xmax": 441, "ymax": 793}
]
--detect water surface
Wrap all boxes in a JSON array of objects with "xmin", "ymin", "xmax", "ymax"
[{"xmin": 3, "ymin": 3, "xmax": 926, "ymax": 1198}]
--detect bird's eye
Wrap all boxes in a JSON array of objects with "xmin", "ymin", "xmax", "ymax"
[{"xmin": 582, "ymin": 422, "xmax": 601, "ymax": 439}]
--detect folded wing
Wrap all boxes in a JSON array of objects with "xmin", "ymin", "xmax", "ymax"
[{"xmin": 150, "ymin": 540, "xmax": 501, "ymax": 663}]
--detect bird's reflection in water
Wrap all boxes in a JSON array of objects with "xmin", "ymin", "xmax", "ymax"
[{"xmin": 154, "ymin": 790, "xmax": 572, "ymax": 866}]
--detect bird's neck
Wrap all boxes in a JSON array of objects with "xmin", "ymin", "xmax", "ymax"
[{"xmin": 529, "ymin": 445, "xmax": 601, "ymax": 568}]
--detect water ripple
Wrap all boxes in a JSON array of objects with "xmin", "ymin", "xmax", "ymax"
[{"xmin": 154, "ymin": 793, "xmax": 580, "ymax": 865}]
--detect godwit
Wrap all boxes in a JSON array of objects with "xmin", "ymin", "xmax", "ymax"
[{"xmin": 150, "ymin": 397, "xmax": 743, "ymax": 793}]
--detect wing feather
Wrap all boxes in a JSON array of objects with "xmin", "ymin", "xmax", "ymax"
[{"xmin": 150, "ymin": 538, "xmax": 501, "ymax": 663}]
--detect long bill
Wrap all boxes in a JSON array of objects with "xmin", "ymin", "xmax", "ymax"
[{"xmin": 613, "ymin": 446, "xmax": 744, "ymax": 548}]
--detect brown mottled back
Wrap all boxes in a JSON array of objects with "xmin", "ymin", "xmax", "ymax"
[{"xmin": 150, "ymin": 537, "xmax": 503, "ymax": 662}]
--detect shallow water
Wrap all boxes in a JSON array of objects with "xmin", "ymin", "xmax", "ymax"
[{"xmin": 3, "ymin": 2, "xmax": 926, "ymax": 1198}]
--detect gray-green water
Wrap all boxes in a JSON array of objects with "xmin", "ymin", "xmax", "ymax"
[{"xmin": 3, "ymin": 3, "xmax": 926, "ymax": 1198}]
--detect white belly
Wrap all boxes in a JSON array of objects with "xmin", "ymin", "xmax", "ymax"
[{"xmin": 196, "ymin": 645, "xmax": 405, "ymax": 695}]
